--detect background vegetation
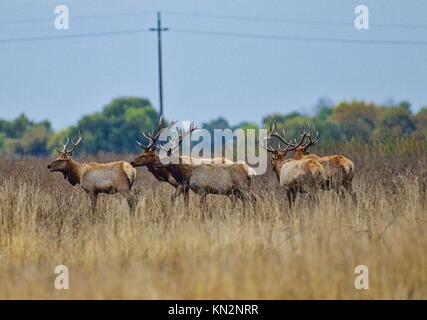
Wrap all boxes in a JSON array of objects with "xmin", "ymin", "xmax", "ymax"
[
  {"xmin": 1, "ymin": 97, "xmax": 427, "ymax": 156},
  {"xmin": 0, "ymin": 142, "xmax": 426, "ymax": 299},
  {"xmin": 1, "ymin": 98, "xmax": 426, "ymax": 299}
]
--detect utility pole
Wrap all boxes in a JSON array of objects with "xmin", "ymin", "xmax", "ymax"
[{"xmin": 150, "ymin": 11, "xmax": 169, "ymax": 122}]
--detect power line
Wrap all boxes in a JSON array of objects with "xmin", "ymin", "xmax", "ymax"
[
  {"xmin": 166, "ymin": 10, "xmax": 350, "ymax": 27},
  {"xmin": 2, "ymin": 9, "xmax": 427, "ymax": 30},
  {"xmin": 0, "ymin": 28, "xmax": 150, "ymax": 44},
  {"xmin": 165, "ymin": 10, "xmax": 427, "ymax": 30},
  {"xmin": 0, "ymin": 26, "xmax": 426, "ymax": 47},
  {"xmin": 0, "ymin": 10, "xmax": 155, "ymax": 24},
  {"xmin": 172, "ymin": 28, "xmax": 427, "ymax": 46},
  {"xmin": 1, "ymin": 27, "xmax": 426, "ymax": 46}
]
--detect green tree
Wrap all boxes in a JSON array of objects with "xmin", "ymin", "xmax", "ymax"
[
  {"xmin": 18, "ymin": 125, "xmax": 50, "ymax": 156},
  {"xmin": 414, "ymin": 107, "xmax": 427, "ymax": 139},
  {"xmin": 70, "ymin": 97, "xmax": 160, "ymax": 154},
  {"xmin": 378, "ymin": 106, "xmax": 415, "ymax": 138},
  {"xmin": 262, "ymin": 112, "xmax": 301, "ymax": 127},
  {"xmin": 202, "ymin": 117, "xmax": 230, "ymax": 132},
  {"xmin": 331, "ymin": 100, "xmax": 380, "ymax": 141}
]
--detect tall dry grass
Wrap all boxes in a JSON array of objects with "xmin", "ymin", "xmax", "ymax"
[{"xmin": 0, "ymin": 145, "xmax": 426, "ymax": 299}]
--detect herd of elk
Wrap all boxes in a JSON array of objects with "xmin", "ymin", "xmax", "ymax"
[
  {"xmin": 130, "ymin": 116, "xmax": 234, "ymax": 207},
  {"xmin": 47, "ymin": 118, "xmax": 356, "ymax": 216},
  {"xmin": 264, "ymin": 121, "xmax": 356, "ymax": 205},
  {"xmin": 129, "ymin": 116, "xmax": 190, "ymax": 205},
  {"xmin": 266, "ymin": 122, "xmax": 356, "ymax": 204},
  {"xmin": 263, "ymin": 125, "xmax": 325, "ymax": 206},
  {"xmin": 152, "ymin": 124, "xmax": 256, "ymax": 210},
  {"xmin": 47, "ymin": 132, "xmax": 137, "ymax": 214}
]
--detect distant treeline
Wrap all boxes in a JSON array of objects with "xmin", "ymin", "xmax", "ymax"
[{"xmin": 1, "ymin": 96, "xmax": 427, "ymax": 156}]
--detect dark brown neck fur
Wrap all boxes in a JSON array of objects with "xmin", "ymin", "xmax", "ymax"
[
  {"xmin": 64, "ymin": 159, "xmax": 82, "ymax": 186},
  {"xmin": 272, "ymin": 159, "xmax": 283, "ymax": 182}
]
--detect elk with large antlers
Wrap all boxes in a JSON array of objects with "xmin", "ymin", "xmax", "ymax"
[
  {"xmin": 153, "ymin": 124, "xmax": 256, "ymax": 210},
  {"xmin": 130, "ymin": 117, "xmax": 234, "ymax": 206},
  {"xmin": 270, "ymin": 122, "xmax": 356, "ymax": 203},
  {"xmin": 130, "ymin": 116, "xmax": 189, "ymax": 204},
  {"xmin": 47, "ymin": 132, "xmax": 137, "ymax": 215},
  {"xmin": 264, "ymin": 123, "xmax": 325, "ymax": 206}
]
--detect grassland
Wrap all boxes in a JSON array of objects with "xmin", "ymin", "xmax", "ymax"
[{"xmin": 0, "ymin": 142, "xmax": 426, "ymax": 299}]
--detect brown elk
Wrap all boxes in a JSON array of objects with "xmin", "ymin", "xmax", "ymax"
[
  {"xmin": 47, "ymin": 132, "xmax": 137, "ymax": 214},
  {"xmin": 269, "ymin": 122, "xmax": 356, "ymax": 203},
  {"xmin": 154, "ymin": 124, "xmax": 256, "ymax": 210},
  {"xmin": 130, "ymin": 116, "xmax": 190, "ymax": 204},
  {"xmin": 130, "ymin": 117, "xmax": 234, "ymax": 206},
  {"xmin": 264, "ymin": 124, "xmax": 325, "ymax": 206}
]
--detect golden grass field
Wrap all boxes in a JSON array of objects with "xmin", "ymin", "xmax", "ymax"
[{"xmin": 0, "ymin": 143, "xmax": 426, "ymax": 299}]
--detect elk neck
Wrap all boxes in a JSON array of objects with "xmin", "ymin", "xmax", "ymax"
[
  {"xmin": 272, "ymin": 159, "xmax": 283, "ymax": 181},
  {"xmin": 65, "ymin": 158, "xmax": 84, "ymax": 186},
  {"xmin": 147, "ymin": 163, "xmax": 173, "ymax": 183},
  {"xmin": 294, "ymin": 152, "xmax": 304, "ymax": 160}
]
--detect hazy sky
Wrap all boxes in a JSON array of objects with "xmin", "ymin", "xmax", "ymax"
[{"xmin": 1, "ymin": 0, "xmax": 426, "ymax": 129}]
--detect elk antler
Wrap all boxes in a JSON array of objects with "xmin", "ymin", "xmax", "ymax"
[
  {"xmin": 262, "ymin": 121, "xmax": 298, "ymax": 154},
  {"xmin": 137, "ymin": 115, "xmax": 177, "ymax": 149},
  {"xmin": 269, "ymin": 121, "xmax": 300, "ymax": 148},
  {"xmin": 178, "ymin": 123, "xmax": 198, "ymax": 145},
  {"xmin": 56, "ymin": 136, "xmax": 70, "ymax": 154},
  {"xmin": 298, "ymin": 121, "xmax": 319, "ymax": 151},
  {"xmin": 67, "ymin": 131, "xmax": 82, "ymax": 154},
  {"xmin": 157, "ymin": 122, "xmax": 199, "ymax": 154},
  {"xmin": 56, "ymin": 132, "xmax": 82, "ymax": 155}
]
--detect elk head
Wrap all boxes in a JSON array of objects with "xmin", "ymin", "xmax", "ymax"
[
  {"xmin": 131, "ymin": 116, "xmax": 177, "ymax": 167},
  {"xmin": 47, "ymin": 131, "xmax": 82, "ymax": 177},
  {"xmin": 262, "ymin": 121, "xmax": 299, "ymax": 169}
]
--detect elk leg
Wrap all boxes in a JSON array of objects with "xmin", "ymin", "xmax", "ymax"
[
  {"xmin": 344, "ymin": 182, "xmax": 357, "ymax": 205},
  {"xmin": 236, "ymin": 190, "xmax": 252, "ymax": 212},
  {"xmin": 233, "ymin": 190, "xmax": 247, "ymax": 212},
  {"xmin": 89, "ymin": 192, "xmax": 98, "ymax": 215},
  {"xmin": 292, "ymin": 189, "xmax": 298, "ymax": 206},
  {"xmin": 199, "ymin": 193, "xmax": 208, "ymax": 218},
  {"xmin": 120, "ymin": 191, "xmax": 136, "ymax": 215},
  {"xmin": 229, "ymin": 194, "xmax": 238, "ymax": 207},
  {"xmin": 171, "ymin": 185, "xmax": 183, "ymax": 204},
  {"xmin": 199, "ymin": 194, "xmax": 207, "ymax": 209},
  {"xmin": 286, "ymin": 189, "xmax": 294, "ymax": 208},
  {"xmin": 183, "ymin": 187, "xmax": 190, "ymax": 208},
  {"xmin": 308, "ymin": 191, "xmax": 320, "ymax": 206}
]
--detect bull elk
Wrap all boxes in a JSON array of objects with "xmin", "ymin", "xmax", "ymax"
[
  {"xmin": 47, "ymin": 132, "xmax": 137, "ymax": 214},
  {"xmin": 130, "ymin": 117, "xmax": 234, "ymax": 206},
  {"xmin": 270, "ymin": 122, "xmax": 356, "ymax": 203},
  {"xmin": 130, "ymin": 116, "xmax": 190, "ymax": 204},
  {"xmin": 154, "ymin": 124, "xmax": 256, "ymax": 210},
  {"xmin": 264, "ymin": 124, "xmax": 325, "ymax": 206}
]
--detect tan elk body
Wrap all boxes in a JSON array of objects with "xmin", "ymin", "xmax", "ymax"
[
  {"xmin": 47, "ymin": 133, "xmax": 137, "ymax": 214},
  {"xmin": 272, "ymin": 122, "xmax": 356, "ymax": 203},
  {"xmin": 156, "ymin": 158, "xmax": 255, "ymax": 208},
  {"xmin": 265, "ymin": 124, "xmax": 325, "ymax": 206},
  {"xmin": 153, "ymin": 124, "xmax": 256, "ymax": 208},
  {"xmin": 131, "ymin": 117, "xmax": 234, "ymax": 206}
]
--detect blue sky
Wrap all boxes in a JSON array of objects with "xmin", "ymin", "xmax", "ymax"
[{"xmin": 1, "ymin": 0, "xmax": 426, "ymax": 129}]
